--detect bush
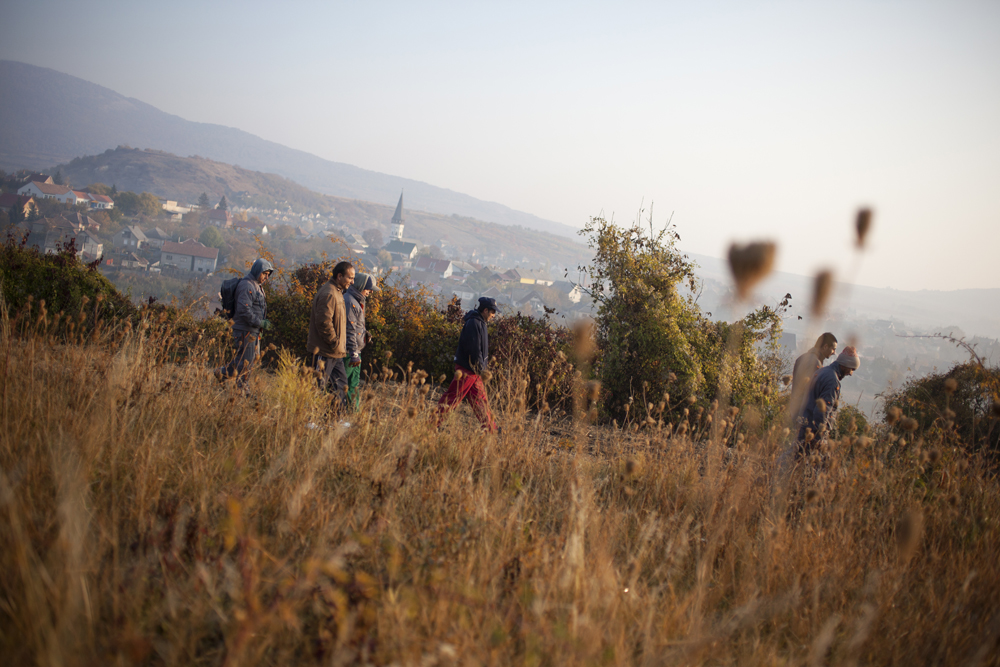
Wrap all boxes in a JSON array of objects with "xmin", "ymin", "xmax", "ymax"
[
  {"xmin": 579, "ymin": 216, "xmax": 785, "ymax": 422},
  {"xmin": 882, "ymin": 361, "xmax": 1000, "ymax": 459}
]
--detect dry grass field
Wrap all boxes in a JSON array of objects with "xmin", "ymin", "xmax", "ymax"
[{"xmin": 1, "ymin": 298, "xmax": 999, "ymax": 666}]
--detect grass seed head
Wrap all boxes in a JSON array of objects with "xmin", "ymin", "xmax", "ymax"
[
  {"xmin": 812, "ymin": 269, "xmax": 834, "ymax": 317},
  {"xmin": 855, "ymin": 207, "xmax": 873, "ymax": 249},
  {"xmin": 728, "ymin": 241, "xmax": 777, "ymax": 300},
  {"xmin": 944, "ymin": 378, "xmax": 958, "ymax": 395}
]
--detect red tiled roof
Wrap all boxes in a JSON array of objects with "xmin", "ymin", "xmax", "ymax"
[
  {"xmin": 0, "ymin": 193, "xmax": 33, "ymax": 207},
  {"xmin": 162, "ymin": 239, "xmax": 219, "ymax": 260},
  {"xmin": 89, "ymin": 194, "xmax": 114, "ymax": 203}
]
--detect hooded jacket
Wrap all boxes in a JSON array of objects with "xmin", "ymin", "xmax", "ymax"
[
  {"xmin": 232, "ymin": 258, "xmax": 272, "ymax": 335},
  {"xmin": 799, "ymin": 362, "xmax": 847, "ymax": 437},
  {"xmin": 455, "ymin": 309, "xmax": 489, "ymax": 374},
  {"xmin": 307, "ymin": 278, "xmax": 347, "ymax": 359},
  {"xmin": 344, "ymin": 273, "xmax": 376, "ymax": 360}
]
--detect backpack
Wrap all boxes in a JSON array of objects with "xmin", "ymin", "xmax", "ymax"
[{"xmin": 220, "ymin": 277, "xmax": 244, "ymax": 319}]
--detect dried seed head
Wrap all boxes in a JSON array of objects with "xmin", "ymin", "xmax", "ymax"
[
  {"xmin": 455, "ymin": 369, "xmax": 464, "ymax": 381},
  {"xmin": 901, "ymin": 417, "xmax": 919, "ymax": 432},
  {"xmin": 781, "ymin": 374, "xmax": 792, "ymax": 386},
  {"xmin": 438, "ymin": 374, "xmax": 447, "ymax": 384},
  {"xmin": 625, "ymin": 459, "xmax": 639, "ymax": 476},
  {"xmin": 406, "ymin": 406, "xmax": 417, "ymax": 418},
  {"xmin": 811, "ymin": 269, "xmax": 834, "ymax": 317},
  {"xmin": 419, "ymin": 385, "xmax": 430, "ymax": 395},
  {"xmin": 587, "ymin": 381, "xmax": 601, "ymax": 402},
  {"xmin": 481, "ymin": 370, "xmax": 493, "ymax": 382},
  {"xmin": 855, "ymin": 208, "xmax": 873, "ymax": 249},
  {"xmin": 728, "ymin": 241, "xmax": 777, "ymax": 300},
  {"xmin": 927, "ymin": 448, "xmax": 940, "ymax": 464},
  {"xmin": 687, "ymin": 396, "xmax": 697, "ymax": 405},
  {"xmin": 944, "ymin": 378, "xmax": 958, "ymax": 395},
  {"xmin": 513, "ymin": 397, "xmax": 524, "ymax": 409},
  {"xmin": 805, "ymin": 489, "xmax": 819, "ymax": 503},
  {"xmin": 886, "ymin": 406, "xmax": 902, "ymax": 425},
  {"xmin": 895, "ymin": 508, "xmax": 924, "ymax": 560},
  {"xmin": 815, "ymin": 398, "xmax": 827, "ymax": 414}
]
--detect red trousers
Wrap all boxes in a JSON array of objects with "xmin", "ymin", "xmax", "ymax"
[{"xmin": 437, "ymin": 364, "xmax": 498, "ymax": 432}]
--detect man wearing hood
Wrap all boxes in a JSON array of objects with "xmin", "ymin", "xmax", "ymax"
[
  {"xmin": 437, "ymin": 297, "xmax": 499, "ymax": 433},
  {"xmin": 307, "ymin": 261, "xmax": 355, "ymax": 412},
  {"xmin": 344, "ymin": 272, "xmax": 378, "ymax": 410},
  {"xmin": 215, "ymin": 258, "xmax": 273, "ymax": 387},
  {"xmin": 797, "ymin": 345, "xmax": 861, "ymax": 456}
]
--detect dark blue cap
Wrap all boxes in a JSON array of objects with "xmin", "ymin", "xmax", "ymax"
[{"xmin": 478, "ymin": 296, "xmax": 498, "ymax": 312}]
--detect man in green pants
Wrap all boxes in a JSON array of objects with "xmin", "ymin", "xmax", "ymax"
[{"xmin": 344, "ymin": 272, "xmax": 378, "ymax": 410}]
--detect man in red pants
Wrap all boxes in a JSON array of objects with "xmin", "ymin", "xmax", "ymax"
[{"xmin": 438, "ymin": 297, "xmax": 499, "ymax": 433}]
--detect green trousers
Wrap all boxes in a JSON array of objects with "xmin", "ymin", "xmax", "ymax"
[{"xmin": 346, "ymin": 363, "xmax": 362, "ymax": 411}]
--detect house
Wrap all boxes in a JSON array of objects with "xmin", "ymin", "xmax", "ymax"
[
  {"xmin": 61, "ymin": 210, "xmax": 101, "ymax": 233},
  {"xmin": 384, "ymin": 240, "xmax": 419, "ymax": 264},
  {"xmin": 206, "ymin": 209, "xmax": 232, "ymax": 228},
  {"xmin": 0, "ymin": 193, "xmax": 38, "ymax": 219},
  {"xmin": 113, "ymin": 225, "xmax": 148, "ymax": 250},
  {"xmin": 511, "ymin": 288, "xmax": 545, "ymax": 313},
  {"xmin": 413, "ymin": 256, "xmax": 454, "ymax": 278},
  {"xmin": 551, "ymin": 280, "xmax": 585, "ymax": 304},
  {"xmin": 143, "ymin": 227, "xmax": 171, "ymax": 248},
  {"xmin": 85, "ymin": 193, "xmax": 115, "ymax": 210},
  {"xmin": 120, "ymin": 252, "xmax": 149, "ymax": 270},
  {"xmin": 235, "ymin": 221, "xmax": 269, "ymax": 236},
  {"xmin": 23, "ymin": 216, "xmax": 101, "ymax": 257},
  {"xmin": 450, "ymin": 289, "xmax": 476, "ymax": 304},
  {"xmin": 17, "ymin": 181, "xmax": 77, "ymax": 204},
  {"xmin": 161, "ymin": 239, "xmax": 219, "ymax": 273}
]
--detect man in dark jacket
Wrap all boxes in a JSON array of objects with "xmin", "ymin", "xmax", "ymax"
[
  {"xmin": 215, "ymin": 258, "xmax": 273, "ymax": 387},
  {"xmin": 437, "ymin": 297, "xmax": 499, "ymax": 432},
  {"xmin": 307, "ymin": 261, "xmax": 355, "ymax": 413},
  {"xmin": 797, "ymin": 345, "xmax": 860, "ymax": 456},
  {"xmin": 344, "ymin": 272, "xmax": 378, "ymax": 411}
]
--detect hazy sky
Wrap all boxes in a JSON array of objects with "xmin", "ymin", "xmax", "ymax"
[{"xmin": 3, "ymin": 0, "xmax": 998, "ymax": 290}]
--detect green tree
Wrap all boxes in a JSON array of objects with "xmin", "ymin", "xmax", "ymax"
[
  {"xmin": 115, "ymin": 191, "xmax": 161, "ymax": 218},
  {"xmin": 218, "ymin": 196, "xmax": 228, "ymax": 211},
  {"xmin": 111, "ymin": 184, "xmax": 117, "ymax": 195},
  {"xmin": 198, "ymin": 193, "xmax": 210, "ymax": 209},
  {"xmin": 86, "ymin": 183, "xmax": 111, "ymax": 196},
  {"xmin": 580, "ymin": 216, "xmax": 782, "ymax": 421},
  {"xmin": 54, "ymin": 169, "xmax": 64, "ymax": 185},
  {"xmin": 199, "ymin": 226, "xmax": 226, "ymax": 250}
]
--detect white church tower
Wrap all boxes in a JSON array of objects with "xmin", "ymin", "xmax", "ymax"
[{"xmin": 390, "ymin": 191, "xmax": 404, "ymax": 240}]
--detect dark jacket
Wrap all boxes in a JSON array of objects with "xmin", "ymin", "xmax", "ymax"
[
  {"xmin": 307, "ymin": 280, "xmax": 347, "ymax": 359},
  {"xmin": 344, "ymin": 286, "xmax": 368, "ymax": 360},
  {"xmin": 232, "ymin": 258, "xmax": 272, "ymax": 334},
  {"xmin": 799, "ymin": 362, "xmax": 846, "ymax": 440},
  {"xmin": 455, "ymin": 309, "xmax": 489, "ymax": 374}
]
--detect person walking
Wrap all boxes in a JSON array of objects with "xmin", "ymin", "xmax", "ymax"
[
  {"xmin": 789, "ymin": 332, "xmax": 838, "ymax": 417},
  {"xmin": 307, "ymin": 261, "xmax": 355, "ymax": 415},
  {"xmin": 215, "ymin": 258, "xmax": 273, "ymax": 388},
  {"xmin": 437, "ymin": 297, "xmax": 499, "ymax": 433},
  {"xmin": 344, "ymin": 271, "xmax": 378, "ymax": 410},
  {"xmin": 797, "ymin": 345, "xmax": 861, "ymax": 456}
]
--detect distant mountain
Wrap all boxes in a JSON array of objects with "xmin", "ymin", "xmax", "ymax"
[{"xmin": 0, "ymin": 60, "xmax": 578, "ymax": 238}]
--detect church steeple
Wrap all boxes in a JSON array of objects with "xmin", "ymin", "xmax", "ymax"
[{"xmin": 390, "ymin": 191, "xmax": 404, "ymax": 240}]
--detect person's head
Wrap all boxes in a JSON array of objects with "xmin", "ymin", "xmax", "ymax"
[
  {"xmin": 250, "ymin": 258, "xmax": 274, "ymax": 285},
  {"xmin": 835, "ymin": 346, "xmax": 860, "ymax": 376},
  {"xmin": 332, "ymin": 261, "xmax": 355, "ymax": 290},
  {"xmin": 353, "ymin": 272, "xmax": 378, "ymax": 297},
  {"xmin": 815, "ymin": 332, "xmax": 838, "ymax": 360},
  {"xmin": 478, "ymin": 296, "xmax": 498, "ymax": 322}
]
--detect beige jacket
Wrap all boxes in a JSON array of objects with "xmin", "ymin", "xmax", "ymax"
[{"xmin": 307, "ymin": 281, "xmax": 347, "ymax": 358}]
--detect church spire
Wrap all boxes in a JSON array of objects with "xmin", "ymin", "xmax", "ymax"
[{"xmin": 390, "ymin": 190, "xmax": 404, "ymax": 240}]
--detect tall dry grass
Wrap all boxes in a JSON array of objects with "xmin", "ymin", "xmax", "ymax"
[{"xmin": 1, "ymin": 294, "xmax": 999, "ymax": 666}]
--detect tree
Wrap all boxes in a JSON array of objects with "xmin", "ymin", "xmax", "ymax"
[
  {"xmin": 378, "ymin": 249, "xmax": 393, "ymax": 270},
  {"xmin": 54, "ymin": 170, "xmax": 64, "ymax": 185},
  {"xmin": 580, "ymin": 215, "xmax": 783, "ymax": 421},
  {"xmin": 115, "ymin": 191, "xmax": 162, "ymax": 218},
  {"xmin": 198, "ymin": 193, "xmax": 210, "ymax": 209},
  {"xmin": 86, "ymin": 183, "xmax": 111, "ymax": 196},
  {"xmin": 218, "ymin": 196, "xmax": 228, "ymax": 211},
  {"xmin": 362, "ymin": 228, "xmax": 384, "ymax": 248},
  {"xmin": 110, "ymin": 184, "xmax": 117, "ymax": 196},
  {"xmin": 199, "ymin": 226, "xmax": 226, "ymax": 250},
  {"xmin": 417, "ymin": 244, "xmax": 444, "ymax": 259}
]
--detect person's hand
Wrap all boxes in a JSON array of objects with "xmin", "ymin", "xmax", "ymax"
[
  {"xmin": 349, "ymin": 356, "xmax": 362, "ymax": 367},
  {"xmin": 262, "ymin": 319, "xmax": 272, "ymax": 330}
]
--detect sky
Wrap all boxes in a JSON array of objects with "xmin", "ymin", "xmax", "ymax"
[{"xmin": 2, "ymin": 0, "xmax": 999, "ymax": 291}]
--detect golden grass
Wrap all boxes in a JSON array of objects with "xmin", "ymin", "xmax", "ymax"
[{"xmin": 1, "ymin": 307, "xmax": 999, "ymax": 666}]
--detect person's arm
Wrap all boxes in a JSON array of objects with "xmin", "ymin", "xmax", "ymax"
[
  {"xmin": 317, "ymin": 289, "xmax": 336, "ymax": 346},
  {"xmin": 345, "ymin": 300, "xmax": 360, "ymax": 359}
]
